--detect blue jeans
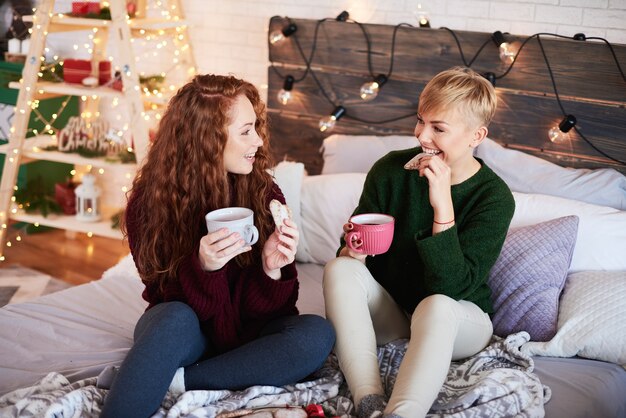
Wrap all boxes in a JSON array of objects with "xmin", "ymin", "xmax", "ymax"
[{"xmin": 101, "ymin": 301, "xmax": 335, "ymax": 418}]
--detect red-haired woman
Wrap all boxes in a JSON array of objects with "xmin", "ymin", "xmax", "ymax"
[{"xmin": 100, "ymin": 74, "xmax": 335, "ymax": 418}]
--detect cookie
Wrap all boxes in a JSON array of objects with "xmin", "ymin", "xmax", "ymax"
[
  {"xmin": 403, "ymin": 152, "xmax": 429, "ymax": 170},
  {"xmin": 269, "ymin": 199, "xmax": 293, "ymax": 229}
]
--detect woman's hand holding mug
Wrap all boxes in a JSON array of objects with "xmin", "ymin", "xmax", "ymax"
[
  {"xmin": 341, "ymin": 213, "xmax": 395, "ymax": 261},
  {"xmin": 200, "ymin": 207, "xmax": 258, "ymax": 271}
]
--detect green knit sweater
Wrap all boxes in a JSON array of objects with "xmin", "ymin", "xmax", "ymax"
[{"xmin": 349, "ymin": 147, "xmax": 515, "ymax": 314}]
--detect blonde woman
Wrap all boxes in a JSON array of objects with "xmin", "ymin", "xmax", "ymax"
[{"xmin": 324, "ymin": 67, "xmax": 515, "ymax": 418}]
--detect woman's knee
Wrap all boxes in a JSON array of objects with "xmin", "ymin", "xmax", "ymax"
[
  {"xmin": 411, "ymin": 294, "xmax": 457, "ymax": 326},
  {"xmin": 290, "ymin": 315, "xmax": 335, "ymax": 363},
  {"xmin": 323, "ymin": 257, "xmax": 369, "ymax": 295},
  {"xmin": 135, "ymin": 301, "xmax": 200, "ymax": 340},
  {"xmin": 299, "ymin": 314, "xmax": 336, "ymax": 348}
]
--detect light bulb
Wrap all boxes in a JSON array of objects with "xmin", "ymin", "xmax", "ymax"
[
  {"xmin": 360, "ymin": 74, "xmax": 387, "ymax": 101},
  {"xmin": 277, "ymin": 89, "xmax": 292, "ymax": 105},
  {"xmin": 319, "ymin": 106, "xmax": 346, "ymax": 132},
  {"xmin": 548, "ymin": 115, "xmax": 576, "ymax": 144},
  {"xmin": 269, "ymin": 23, "xmax": 297, "ymax": 45},
  {"xmin": 548, "ymin": 126, "xmax": 570, "ymax": 143},
  {"xmin": 414, "ymin": 4, "xmax": 430, "ymax": 28},
  {"xmin": 499, "ymin": 43, "xmax": 515, "ymax": 63},
  {"xmin": 318, "ymin": 116, "xmax": 336, "ymax": 132},
  {"xmin": 269, "ymin": 30, "xmax": 285, "ymax": 45},
  {"xmin": 492, "ymin": 31, "xmax": 517, "ymax": 63},
  {"xmin": 277, "ymin": 75, "xmax": 295, "ymax": 105},
  {"xmin": 360, "ymin": 81, "xmax": 379, "ymax": 101}
]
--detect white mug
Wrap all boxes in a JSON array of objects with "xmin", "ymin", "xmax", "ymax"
[{"xmin": 205, "ymin": 207, "xmax": 259, "ymax": 246}]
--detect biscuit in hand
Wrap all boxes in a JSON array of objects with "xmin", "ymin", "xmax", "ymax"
[
  {"xmin": 404, "ymin": 152, "xmax": 428, "ymax": 170},
  {"xmin": 269, "ymin": 199, "xmax": 293, "ymax": 230}
]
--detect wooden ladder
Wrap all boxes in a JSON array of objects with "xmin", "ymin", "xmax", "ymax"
[{"xmin": 0, "ymin": 0, "xmax": 196, "ymax": 257}]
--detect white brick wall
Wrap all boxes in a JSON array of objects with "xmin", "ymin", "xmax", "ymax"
[
  {"xmin": 177, "ymin": 0, "xmax": 626, "ymax": 89},
  {"xmin": 33, "ymin": 0, "xmax": 626, "ymax": 93},
  {"xmin": 34, "ymin": 0, "xmax": 626, "ymax": 89}
]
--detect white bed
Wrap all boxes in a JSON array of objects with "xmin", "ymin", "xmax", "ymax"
[{"xmin": 1, "ymin": 136, "xmax": 626, "ymax": 417}]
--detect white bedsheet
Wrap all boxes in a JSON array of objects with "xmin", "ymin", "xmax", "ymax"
[{"xmin": 1, "ymin": 256, "xmax": 625, "ymax": 418}]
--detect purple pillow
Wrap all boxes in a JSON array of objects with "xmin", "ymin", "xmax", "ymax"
[{"xmin": 488, "ymin": 215, "xmax": 579, "ymax": 342}]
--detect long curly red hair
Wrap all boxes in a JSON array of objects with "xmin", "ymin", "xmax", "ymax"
[{"xmin": 122, "ymin": 74, "xmax": 275, "ymax": 287}]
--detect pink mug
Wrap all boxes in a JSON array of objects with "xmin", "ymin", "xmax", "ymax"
[{"xmin": 346, "ymin": 213, "xmax": 395, "ymax": 255}]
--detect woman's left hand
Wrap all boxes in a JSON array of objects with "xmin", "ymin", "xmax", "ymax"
[
  {"xmin": 262, "ymin": 218, "xmax": 299, "ymax": 279},
  {"xmin": 419, "ymin": 154, "xmax": 452, "ymax": 211}
]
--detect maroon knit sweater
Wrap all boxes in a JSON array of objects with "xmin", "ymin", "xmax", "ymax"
[{"xmin": 125, "ymin": 183, "xmax": 299, "ymax": 353}]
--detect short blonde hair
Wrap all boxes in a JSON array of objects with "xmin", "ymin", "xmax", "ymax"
[{"xmin": 418, "ymin": 66, "xmax": 497, "ymax": 128}]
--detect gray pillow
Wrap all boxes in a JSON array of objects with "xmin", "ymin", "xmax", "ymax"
[{"xmin": 488, "ymin": 216, "xmax": 579, "ymax": 342}]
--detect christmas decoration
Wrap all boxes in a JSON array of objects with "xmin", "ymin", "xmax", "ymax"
[
  {"xmin": 54, "ymin": 180, "xmax": 77, "ymax": 215},
  {"xmin": 57, "ymin": 116, "xmax": 125, "ymax": 156},
  {"xmin": 71, "ymin": 2, "xmax": 101, "ymax": 15},
  {"xmin": 63, "ymin": 59, "xmax": 111, "ymax": 86},
  {"xmin": 126, "ymin": 1, "xmax": 137, "ymax": 18},
  {"xmin": 75, "ymin": 174, "xmax": 101, "ymax": 222},
  {"xmin": 14, "ymin": 176, "xmax": 61, "ymax": 218}
]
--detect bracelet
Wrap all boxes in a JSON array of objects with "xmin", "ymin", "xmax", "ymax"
[{"xmin": 433, "ymin": 219, "xmax": 455, "ymax": 225}]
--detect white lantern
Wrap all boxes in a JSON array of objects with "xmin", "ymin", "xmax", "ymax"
[{"xmin": 75, "ymin": 174, "xmax": 101, "ymax": 222}]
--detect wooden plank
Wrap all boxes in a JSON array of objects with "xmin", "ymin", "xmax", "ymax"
[
  {"xmin": 267, "ymin": 17, "xmax": 626, "ymax": 175},
  {"xmin": 269, "ymin": 111, "xmax": 414, "ymax": 175},
  {"xmin": 269, "ymin": 93, "xmax": 626, "ymax": 175},
  {"xmin": 268, "ymin": 69, "xmax": 420, "ymax": 133},
  {"xmin": 268, "ymin": 66, "xmax": 626, "ymax": 172},
  {"xmin": 269, "ymin": 17, "xmax": 626, "ymax": 104},
  {"xmin": 269, "ymin": 107, "xmax": 626, "ymax": 176},
  {"xmin": 490, "ymin": 93, "xmax": 626, "ymax": 172},
  {"xmin": 0, "ymin": 0, "xmax": 55, "ymax": 255},
  {"xmin": 109, "ymin": 0, "xmax": 150, "ymax": 165}
]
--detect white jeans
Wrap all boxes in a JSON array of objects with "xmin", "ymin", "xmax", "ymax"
[{"xmin": 323, "ymin": 257, "xmax": 493, "ymax": 418}]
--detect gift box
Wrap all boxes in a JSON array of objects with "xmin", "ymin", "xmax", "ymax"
[
  {"xmin": 72, "ymin": 2, "xmax": 101, "ymax": 15},
  {"xmin": 63, "ymin": 59, "xmax": 111, "ymax": 86},
  {"xmin": 55, "ymin": 181, "xmax": 78, "ymax": 215}
]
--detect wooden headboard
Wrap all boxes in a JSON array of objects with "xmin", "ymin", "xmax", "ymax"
[{"xmin": 266, "ymin": 16, "xmax": 626, "ymax": 175}]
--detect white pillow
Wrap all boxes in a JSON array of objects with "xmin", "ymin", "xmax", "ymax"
[
  {"xmin": 300, "ymin": 173, "xmax": 367, "ymax": 264},
  {"xmin": 270, "ymin": 161, "xmax": 310, "ymax": 261},
  {"xmin": 321, "ymin": 134, "xmax": 417, "ymax": 174},
  {"xmin": 521, "ymin": 271, "xmax": 626, "ymax": 366},
  {"xmin": 476, "ymin": 138, "xmax": 626, "ymax": 210},
  {"xmin": 511, "ymin": 192, "xmax": 626, "ymax": 271}
]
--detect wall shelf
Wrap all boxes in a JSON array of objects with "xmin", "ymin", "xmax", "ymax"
[
  {"xmin": 11, "ymin": 211, "xmax": 123, "ymax": 240},
  {"xmin": 0, "ymin": 0, "xmax": 197, "ymax": 251}
]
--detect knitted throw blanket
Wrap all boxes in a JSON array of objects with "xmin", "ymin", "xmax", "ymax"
[{"xmin": 0, "ymin": 332, "xmax": 548, "ymax": 418}]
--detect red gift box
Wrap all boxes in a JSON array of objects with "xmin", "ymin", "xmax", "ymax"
[
  {"xmin": 63, "ymin": 59, "xmax": 111, "ymax": 85},
  {"xmin": 72, "ymin": 2, "xmax": 101, "ymax": 15},
  {"xmin": 55, "ymin": 181, "xmax": 77, "ymax": 215}
]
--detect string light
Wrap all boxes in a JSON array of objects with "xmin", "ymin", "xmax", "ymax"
[
  {"xmin": 336, "ymin": 11, "xmax": 350, "ymax": 22},
  {"xmin": 548, "ymin": 114, "xmax": 576, "ymax": 144},
  {"xmin": 360, "ymin": 74, "xmax": 387, "ymax": 101},
  {"xmin": 492, "ymin": 31, "xmax": 517, "ymax": 63},
  {"xmin": 277, "ymin": 75, "xmax": 294, "ymax": 105},
  {"xmin": 415, "ymin": 4, "xmax": 430, "ymax": 28},
  {"xmin": 319, "ymin": 106, "xmax": 346, "ymax": 132},
  {"xmin": 0, "ymin": 1, "xmax": 197, "ymax": 256},
  {"xmin": 483, "ymin": 72, "xmax": 496, "ymax": 87},
  {"xmin": 269, "ymin": 22, "xmax": 297, "ymax": 45}
]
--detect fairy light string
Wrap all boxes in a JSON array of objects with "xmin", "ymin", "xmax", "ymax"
[
  {"xmin": 269, "ymin": 15, "xmax": 626, "ymax": 164},
  {"xmin": 1, "ymin": 1, "xmax": 196, "ymax": 256}
]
